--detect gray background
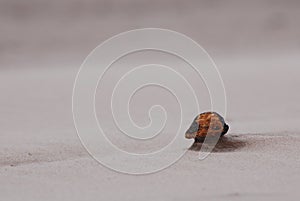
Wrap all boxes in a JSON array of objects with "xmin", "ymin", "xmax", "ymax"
[{"xmin": 1, "ymin": 0, "xmax": 300, "ymax": 201}]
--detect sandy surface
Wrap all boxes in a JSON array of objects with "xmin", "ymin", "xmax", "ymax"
[
  {"xmin": 1, "ymin": 60, "xmax": 300, "ymax": 201},
  {"xmin": 1, "ymin": 0, "xmax": 300, "ymax": 200},
  {"xmin": 1, "ymin": 132, "xmax": 300, "ymax": 201}
]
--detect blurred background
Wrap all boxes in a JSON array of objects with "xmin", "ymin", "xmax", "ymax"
[
  {"xmin": 1, "ymin": 0, "xmax": 300, "ymax": 68},
  {"xmin": 1, "ymin": 0, "xmax": 300, "ymax": 135}
]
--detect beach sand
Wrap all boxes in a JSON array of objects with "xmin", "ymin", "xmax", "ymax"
[
  {"xmin": 1, "ymin": 60, "xmax": 299, "ymax": 201},
  {"xmin": 1, "ymin": 132, "xmax": 300, "ymax": 201}
]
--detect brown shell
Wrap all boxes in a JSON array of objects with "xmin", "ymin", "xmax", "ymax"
[{"xmin": 185, "ymin": 112, "xmax": 229, "ymax": 142}]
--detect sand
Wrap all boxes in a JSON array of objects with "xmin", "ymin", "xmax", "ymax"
[
  {"xmin": 1, "ymin": 132, "xmax": 300, "ymax": 201},
  {"xmin": 1, "ymin": 60, "xmax": 300, "ymax": 201}
]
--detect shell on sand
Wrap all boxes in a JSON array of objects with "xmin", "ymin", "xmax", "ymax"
[{"xmin": 185, "ymin": 112, "xmax": 229, "ymax": 142}]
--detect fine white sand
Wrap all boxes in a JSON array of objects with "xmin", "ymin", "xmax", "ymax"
[{"xmin": 1, "ymin": 59, "xmax": 300, "ymax": 201}]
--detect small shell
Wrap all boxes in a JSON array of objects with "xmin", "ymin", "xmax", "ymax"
[{"xmin": 185, "ymin": 112, "xmax": 229, "ymax": 142}]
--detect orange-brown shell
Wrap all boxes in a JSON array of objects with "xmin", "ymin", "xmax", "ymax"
[{"xmin": 185, "ymin": 112, "xmax": 229, "ymax": 141}]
